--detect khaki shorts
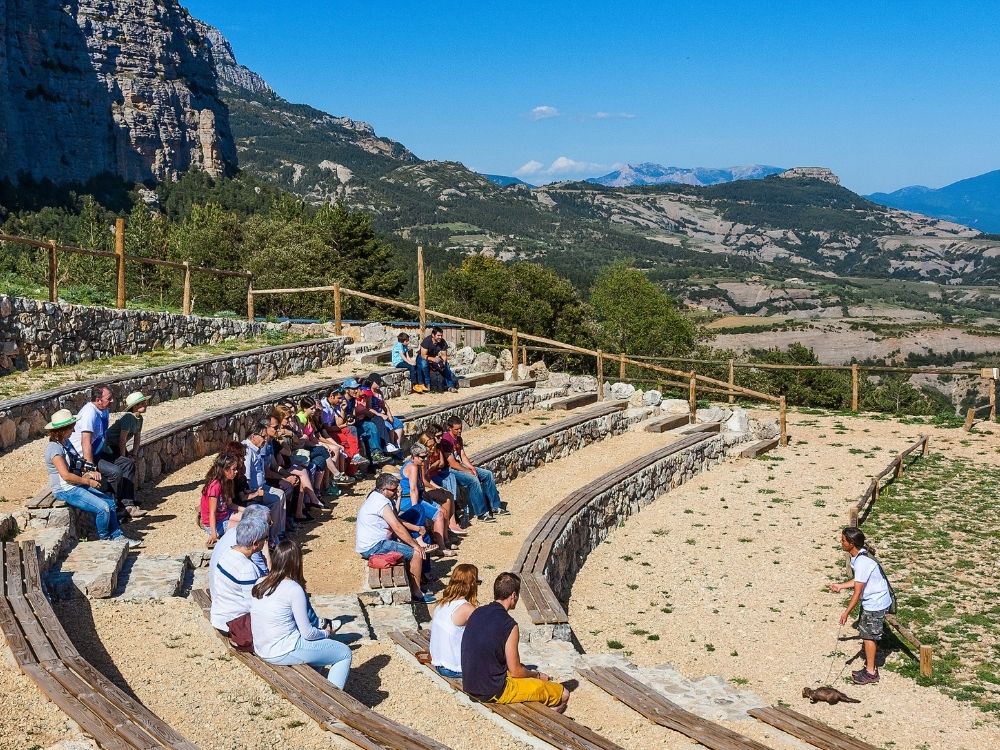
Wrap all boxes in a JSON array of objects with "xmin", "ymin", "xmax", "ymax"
[{"xmin": 494, "ymin": 676, "xmax": 564, "ymax": 706}]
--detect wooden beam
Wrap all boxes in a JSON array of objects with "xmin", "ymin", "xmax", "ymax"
[
  {"xmin": 964, "ymin": 407, "xmax": 975, "ymax": 432},
  {"xmin": 919, "ymin": 644, "xmax": 933, "ymax": 677},
  {"xmin": 728, "ymin": 358, "xmax": 735, "ymax": 404},
  {"xmin": 182, "ymin": 261, "xmax": 192, "ymax": 315},
  {"xmin": 851, "ymin": 363, "xmax": 860, "ymax": 412},
  {"xmin": 417, "ymin": 245, "xmax": 427, "ymax": 336},
  {"xmin": 619, "ymin": 353, "xmax": 626, "ymax": 380},
  {"xmin": 114, "ymin": 217, "xmax": 126, "ymax": 309},
  {"xmin": 688, "ymin": 371, "xmax": 697, "ymax": 424},
  {"xmin": 246, "ymin": 282, "xmax": 254, "ymax": 322},
  {"xmin": 779, "ymin": 395, "xmax": 788, "ymax": 446},
  {"xmin": 596, "ymin": 350, "xmax": 604, "ymax": 400},
  {"xmin": 47, "ymin": 240, "xmax": 58, "ymax": 303},
  {"xmin": 333, "ymin": 283, "xmax": 342, "ymax": 336}
]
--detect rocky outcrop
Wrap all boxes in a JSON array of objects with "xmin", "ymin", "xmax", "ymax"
[
  {"xmin": 779, "ymin": 167, "xmax": 840, "ymax": 185},
  {"xmin": 0, "ymin": 0, "xmax": 236, "ymax": 184},
  {"xmin": 195, "ymin": 19, "xmax": 273, "ymax": 97}
]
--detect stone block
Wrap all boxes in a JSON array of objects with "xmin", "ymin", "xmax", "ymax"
[
  {"xmin": 609, "ymin": 381, "xmax": 636, "ymax": 400},
  {"xmin": 115, "ymin": 554, "xmax": 190, "ymax": 600},
  {"xmin": 642, "ymin": 389, "xmax": 663, "ymax": 406},
  {"xmin": 48, "ymin": 539, "xmax": 129, "ymax": 599}
]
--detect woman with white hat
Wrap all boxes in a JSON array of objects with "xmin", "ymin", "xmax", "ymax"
[
  {"xmin": 43, "ymin": 409, "xmax": 140, "ymax": 547},
  {"xmin": 102, "ymin": 391, "xmax": 147, "ymax": 461}
]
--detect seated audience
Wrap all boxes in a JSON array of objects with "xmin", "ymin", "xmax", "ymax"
[
  {"xmin": 418, "ymin": 430, "xmax": 465, "ymax": 535},
  {"xmin": 361, "ymin": 372, "xmax": 403, "ymax": 453},
  {"xmin": 71, "ymin": 385, "xmax": 145, "ymax": 518},
  {"xmin": 462, "ymin": 572, "xmax": 569, "ymax": 712},
  {"xmin": 209, "ymin": 503, "xmax": 271, "ymax": 582},
  {"xmin": 43, "ymin": 409, "xmax": 139, "ymax": 547},
  {"xmin": 289, "ymin": 398, "xmax": 351, "ymax": 495},
  {"xmin": 429, "ymin": 563, "xmax": 479, "ymax": 678},
  {"xmin": 442, "ymin": 416, "xmax": 507, "ymax": 523},
  {"xmin": 101, "ymin": 391, "xmax": 147, "ymax": 461},
  {"xmin": 399, "ymin": 443, "xmax": 456, "ymax": 556},
  {"xmin": 355, "ymin": 473, "xmax": 435, "ymax": 603},
  {"xmin": 243, "ymin": 419, "xmax": 288, "ymax": 543},
  {"xmin": 250, "ymin": 540, "xmax": 353, "ymax": 688},
  {"xmin": 260, "ymin": 415, "xmax": 303, "ymax": 530},
  {"xmin": 209, "ymin": 514, "xmax": 269, "ymax": 634},
  {"xmin": 267, "ymin": 410, "xmax": 322, "ymax": 518},
  {"xmin": 316, "ymin": 391, "xmax": 367, "ymax": 476},
  {"xmin": 392, "ymin": 332, "xmax": 428, "ymax": 392},
  {"xmin": 343, "ymin": 378, "xmax": 390, "ymax": 464},
  {"xmin": 419, "ymin": 326, "xmax": 459, "ymax": 393},
  {"xmin": 200, "ymin": 453, "xmax": 240, "ymax": 546}
]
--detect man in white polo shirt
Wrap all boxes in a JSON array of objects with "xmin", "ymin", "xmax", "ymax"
[{"xmin": 210, "ymin": 515, "xmax": 268, "ymax": 633}]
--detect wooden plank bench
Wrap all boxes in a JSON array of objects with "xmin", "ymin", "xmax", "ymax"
[
  {"xmin": 643, "ymin": 413, "xmax": 691, "ymax": 433},
  {"xmin": 739, "ymin": 438, "xmax": 779, "ymax": 459},
  {"xmin": 391, "ymin": 629, "xmax": 626, "ymax": 750},
  {"xmin": 582, "ymin": 666, "xmax": 771, "ymax": 750},
  {"xmin": 190, "ymin": 589, "xmax": 451, "ymax": 750},
  {"xmin": 1, "ymin": 541, "xmax": 201, "ymax": 750},
  {"xmin": 544, "ymin": 392, "xmax": 598, "ymax": 411},
  {"xmin": 457, "ymin": 371, "xmax": 506, "ymax": 388},
  {"xmin": 512, "ymin": 432, "xmax": 713, "ymax": 626},
  {"xmin": 748, "ymin": 706, "xmax": 878, "ymax": 750}
]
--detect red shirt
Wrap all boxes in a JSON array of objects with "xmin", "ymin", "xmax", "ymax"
[{"xmin": 200, "ymin": 479, "xmax": 231, "ymax": 526}]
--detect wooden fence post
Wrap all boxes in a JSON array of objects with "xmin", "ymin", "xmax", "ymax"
[
  {"xmin": 990, "ymin": 378, "xmax": 997, "ymax": 422},
  {"xmin": 47, "ymin": 240, "xmax": 58, "ymax": 303},
  {"xmin": 688, "ymin": 371, "xmax": 697, "ymax": 424},
  {"xmin": 417, "ymin": 245, "xmax": 427, "ymax": 336},
  {"xmin": 619, "ymin": 354, "xmax": 626, "ymax": 380},
  {"xmin": 919, "ymin": 645, "xmax": 933, "ymax": 677},
  {"xmin": 114, "ymin": 217, "xmax": 126, "ymax": 309},
  {"xmin": 922, "ymin": 436, "xmax": 929, "ymax": 457},
  {"xmin": 182, "ymin": 262, "xmax": 192, "ymax": 315},
  {"xmin": 728, "ymin": 358, "xmax": 735, "ymax": 404},
  {"xmin": 964, "ymin": 407, "xmax": 975, "ymax": 432},
  {"xmin": 596, "ymin": 350, "xmax": 604, "ymax": 400},
  {"xmin": 779, "ymin": 395, "xmax": 788, "ymax": 446},
  {"xmin": 521, "ymin": 345, "xmax": 527, "ymax": 366},
  {"xmin": 333, "ymin": 283, "xmax": 342, "ymax": 336},
  {"xmin": 511, "ymin": 327, "xmax": 519, "ymax": 381},
  {"xmin": 246, "ymin": 281, "xmax": 254, "ymax": 322},
  {"xmin": 851, "ymin": 364, "xmax": 860, "ymax": 412}
]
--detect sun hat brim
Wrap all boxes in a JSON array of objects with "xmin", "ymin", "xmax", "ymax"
[{"xmin": 45, "ymin": 416, "xmax": 77, "ymax": 430}]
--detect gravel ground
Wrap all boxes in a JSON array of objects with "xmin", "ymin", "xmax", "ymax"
[{"xmin": 570, "ymin": 412, "xmax": 1000, "ymax": 750}]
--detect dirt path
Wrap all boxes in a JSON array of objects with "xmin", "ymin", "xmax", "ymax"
[{"xmin": 570, "ymin": 412, "xmax": 1000, "ymax": 750}]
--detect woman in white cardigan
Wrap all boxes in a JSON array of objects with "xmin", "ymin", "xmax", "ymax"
[{"xmin": 250, "ymin": 540, "xmax": 353, "ymax": 687}]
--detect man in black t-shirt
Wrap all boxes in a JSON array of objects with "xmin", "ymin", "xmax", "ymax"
[
  {"xmin": 419, "ymin": 326, "xmax": 459, "ymax": 392},
  {"xmin": 461, "ymin": 572, "xmax": 568, "ymax": 711}
]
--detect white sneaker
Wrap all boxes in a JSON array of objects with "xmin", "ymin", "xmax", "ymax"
[
  {"xmin": 351, "ymin": 454, "xmax": 368, "ymax": 466},
  {"xmin": 123, "ymin": 536, "xmax": 143, "ymax": 549},
  {"xmin": 385, "ymin": 443, "xmax": 400, "ymax": 453}
]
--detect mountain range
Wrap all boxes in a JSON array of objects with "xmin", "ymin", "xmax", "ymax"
[
  {"xmin": 586, "ymin": 163, "xmax": 785, "ymax": 187},
  {"xmin": 866, "ymin": 170, "xmax": 1000, "ymax": 234}
]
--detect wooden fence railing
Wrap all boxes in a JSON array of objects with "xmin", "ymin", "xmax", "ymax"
[
  {"xmin": 846, "ymin": 434, "xmax": 933, "ymax": 676},
  {"xmin": 0, "ymin": 223, "xmax": 252, "ymax": 315}
]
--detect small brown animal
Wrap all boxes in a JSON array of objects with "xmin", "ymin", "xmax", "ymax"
[{"xmin": 802, "ymin": 686, "xmax": 861, "ymax": 705}]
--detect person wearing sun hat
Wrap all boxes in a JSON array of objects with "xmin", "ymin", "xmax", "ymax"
[
  {"xmin": 102, "ymin": 391, "xmax": 147, "ymax": 462},
  {"xmin": 42, "ymin": 409, "xmax": 140, "ymax": 547}
]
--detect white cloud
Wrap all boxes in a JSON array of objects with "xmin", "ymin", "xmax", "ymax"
[
  {"xmin": 529, "ymin": 105, "xmax": 560, "ymax": 121},
  {"xmin": 591, "ymin": 111, "xmax": 636, "ymax": 120},
  {"xmin": 514, "ymin": 156, "xmax": 607, "ymax": 181}
]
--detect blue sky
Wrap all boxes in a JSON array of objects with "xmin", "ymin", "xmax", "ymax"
[{"xmin": 183, "ymin": 1, "xmax": 1000, "ymax": 194}]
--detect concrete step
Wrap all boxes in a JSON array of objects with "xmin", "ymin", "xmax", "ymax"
[
  {"xmin": 542, "ymin": 392, "xmax": 599, "ymax": 411},
  {"xmin": 457, "ymin": 371, "xmax": 505, "ymax": 388},
  {"xmin": 46, "ymin": 538, "xmax": 129, "ymax": 599},
  {"xmin": 643, "ymin": 413, "xmax": 691, "ymax": 433},
  {"xmin": 357, "ymin": 347, "xmax": 393, "ymax": 365},
  {"xmin": 114, "ymin": 553, "xmax": 191, "ymax": 600},
  {"xmin": 739, "ymin": 437, "xmax": 780, "ymax": 458},
  {"xmin": 309, "ymin": 594, "xmax": 374, "ymax": 644}
]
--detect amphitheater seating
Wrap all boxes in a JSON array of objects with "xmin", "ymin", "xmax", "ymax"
[
  {"xmin": 391, "ymin": 629, "xmax": 626, "ymax": 750},
  {"xmin": 191, "ymin": 590, "xmax": 451, "ymax": 750},
  {"xmin": 512, "ymin": 432, "xmax": 713, "ymax": 626},
  {"xmin": 643, "ymin": 412, "xmax": 690, "ymax": 432},
  {"xmin": 748, "ymin": 706, "xmax": 878, "ymax": 750},
  {"xmin": 0, "ymin": 541, "xmax": 201, "ymax": 749},
  {"xmin": 582, "ymin": 666, "xmax": 771, "ymax": 750},
  {"xmin": 457, "ymin": 371, "xmax": 505, "ymax": 388},
  {"xmin": 544, "ymin": 392, "xmax": 598, "ymax": 410}
]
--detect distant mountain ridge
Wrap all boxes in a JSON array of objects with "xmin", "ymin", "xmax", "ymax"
[
  {"xmin": 867, "ymin": 169, "xmax": 1000, "ymax": 233},
  {"xmin": 482, "ymin": 174, "xmax": 535, "ymax": 188},
  {"xmin": 587, "ymin": 162, "xmax": 785, "ymax": 187}
]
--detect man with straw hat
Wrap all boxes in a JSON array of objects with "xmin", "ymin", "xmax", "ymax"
[{"xmin": 103, "ymin": 391, "xmax": 147, "ymax": 462}]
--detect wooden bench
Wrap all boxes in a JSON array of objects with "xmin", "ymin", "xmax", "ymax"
[
  {"xmin": 1, "ymin": 541, "xmax": 201, "ymax": 749},
  {"xmin": 583, "ymin": 666, "xmax": 771, "ymax": 750},
  {"xmin": 749, "ymin": 706, "xmax": 877, "ymax": 750},
  {"xmin": 739, "ymin": 437, "xmax": 779, "ymax": 458},
  {"xmin": 512, "ymin": 432, "xmax": 714, "ymax": 626},
  {"xmin": 643, "ymin": 413, "xmax": 691, "ymax": 433},
  {"xmin": 544, "ymin": 392, "xmax": 598, "ymax": 411},
  {"xmin": 191, "ymin": 589, "xmax": 451, "ymax": 750},
  {"xmin": 391, "ymin": 629, "xmax": 626, "ymax": 750},
  {"xmin": 457, "ymin": 371, "xmax": 506, "ymax": 388}
]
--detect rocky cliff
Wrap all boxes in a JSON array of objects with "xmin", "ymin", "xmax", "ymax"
[{"xmin": 0, "ymin": 0, "xmax": 236, "ymax": 184}]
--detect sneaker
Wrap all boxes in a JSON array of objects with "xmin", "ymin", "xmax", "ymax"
[
  {"xmin": 852, "ymin": 669, "xmax": 879, "ymax": 685},
  {"xmin": 495, "ymin": 506, "xmax": 511, "ymax": 516},
  {"xmin": 448, "ymin": 387, "xmax": 458, "ymax": 393},
  {"xmin": 412, "ymin": 384, "xmax": 428, "ymax": 393},
  {"xmin": 477, "ymin": 513, "xmax": 497, "ymax": 523},
  {"xmin": 350, "ymin": 454, "xmax": 369, "ymax": 466},
  {"xmin": 385, "ymin": 442, "xmax": 400, "ymax": 453},
  {"xmin": 415, "ymin": 592, "xmax": 437, "ymax": 604},
  {"xmin": 125, "ymin": 505, "xmax": 148, "ymax": 519},
  {"xmin": 332, "ymin": 473, "xmax": 355, "ymax": 485},
  {"xmin": 371, "ymin": 451, "xmax": 391, "ymax": 464},
  {"xmin": 122, "ymin": 536, "xmax": 143, "ymax": 549}
]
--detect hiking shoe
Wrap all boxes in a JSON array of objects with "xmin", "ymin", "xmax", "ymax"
[
  {"xmin": 350, "ymin": 454, "xmax": 369, "ymax": 466},
  {"xmin": 412, "ymin": 384, "xmax": 427, "ymax": 393},
  {"xmin": 852, "ymin": 669, "xmax": 879, "ymax": 685},
  {"xmin": 124, "ymin": 505, "xmax": 148, "ymax": 519},
  {"xmin": 371, "ymin": 451, "xmax": 391, "ymax": 464}
]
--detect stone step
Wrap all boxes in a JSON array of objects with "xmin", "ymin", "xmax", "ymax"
[
  {"xmin": 357, "ymin": 347, "xmax": 393, "ymax": 365},
  {"xmin": 344, "ymin": 342, "xmax": 379, "ymax": 355},
  {"xmin": 542, "ymin": 392, "xmax": 599, "ymax": 411},
  {"xmin": 673, "ymin": 420, "xmax": 722, "ymax": 435},
  {"xmin": 114, "ymin": 553, "xmax": 191, "ymax": 600},
  {"xmin": 530, "ymin": 385, "xmax": 569, "ymax": 401},
  {"xmin": 457, "ymin": 371, "xmax": 505, "ymax": 388},
  {"xmin": 643, "ymin": 413, "xmax": 691, "ymax": 433},
  {"xmin": 739, "ymin": 437, "xmax": 780, "ymax": 458},
  {"xmin": 27, "ymin": 524, "xmax": 76, "ymax": 574},
  {"xmin": 309, "ymin": 594, "xmax": 374, "ymax": 644},
  {"xmin": 46, "ymin": 538, "xmax": 129, "ymax": 599}
]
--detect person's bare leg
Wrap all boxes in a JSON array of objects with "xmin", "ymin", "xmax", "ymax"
[
  {"xmin": 864, "ymin": 639, "xmax": 877, "ymax": 673},
  {"xmin": 554, "ymin": 686, "xmax": 569, "ymax": 714},
  {"xmin": 431, "ymin": 513, "xmax": 447, "ymax": 550},
  {"xmin": 408, "ymin": 552, "xmax": 425, "ymax": 597}
]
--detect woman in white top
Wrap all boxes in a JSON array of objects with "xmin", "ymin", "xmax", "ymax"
[
  {"xmin": 250, "ymin": 540, "xmax": 353, "ymax": 688},
  {"xmin": 429, "ymin": 563, "xmax": 479, "ymax": 678}
]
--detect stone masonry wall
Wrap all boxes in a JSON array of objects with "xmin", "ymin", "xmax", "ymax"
[
  {"xmin": 401, "ymin": 386, "xmax": 539, "ymax": 442},
  {"xmin": 0, "ymin": 294, "xmax": 273, "ymax": 374},
  {"xmin": 545, "ymin": 435, "xmax": 728, "ymax": 606},
  {"xmin": 0, "ymin": 337, "xmax": 347, "ymax": 453},
  {"xmin": 0, "ymin": 338, "xmax": 347, "ymax": 451}
]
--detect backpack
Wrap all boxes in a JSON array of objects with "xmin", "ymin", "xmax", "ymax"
[{"xmin": 858, "ymin": 549, "xmax": 897, "ymax": 615}]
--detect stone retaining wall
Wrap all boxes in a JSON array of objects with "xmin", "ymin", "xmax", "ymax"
[
  {"xmin": 402, "ymin": 385, "xmax": 539, "ymax": 441},
  {"xmin": 479, "ymin": 406, "xmax": 651, "ymax": 484},
  {"xmin": 0, "ymin": 337, "xmax": 347, "ymax": 452},
  {"xmin": 0, "ymin": 294, "xmax": 275, "ymax": 374},
  {"xmin": 545, "ymin": 435, "xmax": 727, "ymax": 606}
]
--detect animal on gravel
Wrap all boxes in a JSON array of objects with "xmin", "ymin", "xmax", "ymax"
[{"xmin": 802, "ymin": 686, "xmax": 861, "ymax": 705}]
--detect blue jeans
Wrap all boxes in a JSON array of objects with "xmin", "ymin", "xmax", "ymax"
[
  {"xmin": 452, "ymin": 468, "xmax": 501, "ymax": 517},
  {"xmin": 358, "ymin": 419, "xmax": 382, "ymax": 455},
  {"xmin": 397, "ymin": 361, "xmax": 427, "ymax": 388},
  {"xmin": 436, "ymin": 666, "xmax": 462, "ymax": 678},
  {"xmin": 418, "ymin": 358, "xmax": 458, "ymax": 390},
  {"xmin": 265, "ymin": 635, "xmax": 353, "ymax": 689},
  {"xmin": 360, "ymin": 538, "xmax": 414, "ymax": 561},
  {"xmin": 55, "ymin": 486, "xmax": 122, "ymax": 540}
]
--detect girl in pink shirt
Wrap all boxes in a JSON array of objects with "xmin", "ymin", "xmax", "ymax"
[{"xmin": 201, "ymin": 454, "xmax": 240, "ymax": 546}]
